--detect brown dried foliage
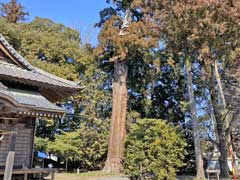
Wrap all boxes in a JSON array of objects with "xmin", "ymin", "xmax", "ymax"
[{"xmin": 0, "ymin": 0, "xmax": 29, "ymax": 23}]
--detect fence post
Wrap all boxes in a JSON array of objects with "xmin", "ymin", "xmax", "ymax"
[{"xmin": 4, "ymin": 131, "xmax": 16, "ymax": 180}]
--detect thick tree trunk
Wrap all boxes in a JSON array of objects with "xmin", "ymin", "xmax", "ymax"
[
  {"xmin": 186, "ymin": 58, "xmax": 206, "ymax": 180},
  {"xmin": 104, "ymin": 60, "xmax": 128, "ymax": 173}
]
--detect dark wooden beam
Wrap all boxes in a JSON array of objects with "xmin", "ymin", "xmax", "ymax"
[
  {"xmin": 0, "ymin": 102, "xmax": 5, "ymax": 111},
  {"xmin": 0, "ymin": 43, "xmax": 24, "ymax": 68}
]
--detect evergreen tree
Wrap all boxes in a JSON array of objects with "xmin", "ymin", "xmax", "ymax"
[
  {"xmin": 96, "ymin": 0, "xmax": 159, "ymax": 172},
  {"xmin": 135, "ymin": 0, "xmax": 240, "ymax": 178},
  {"xmin": 124, "ymin": 119, "xmax": 186, "ymax": 180}
]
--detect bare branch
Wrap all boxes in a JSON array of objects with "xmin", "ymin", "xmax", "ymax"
[{"xmin": 207, "ymin": 132, "xmax": 219, "ymax": 147}]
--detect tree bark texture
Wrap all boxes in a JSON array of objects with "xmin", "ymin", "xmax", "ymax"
[
  {"xmin": 209, "ymin": 95, "xmax": 230, "ymax": 178},
  {"xmin": 212, "ymin": 61, "xmax": 230, "ymax": 177},
  {"xmin": 104, "ymin": 60, "xmax": 128, "ymax": 173},
  {"xmin": 213, "ymin": 108, "xmax": 230, "ymax": 178},
  {"xmin": 213, "ymin": 107, "xmax": 230, "ymax": 178},
  {"xmin": 214, "ymin": 60, "xmax": 226, "ymax": 108},
  {"xmin": 186, "ymin": 58, "xmax": 206, "ymax": 180}
]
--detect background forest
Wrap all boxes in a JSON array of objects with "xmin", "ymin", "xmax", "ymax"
[{"xmin": 1, "ymin": 0, "xmax": 240, "ymax": 180}]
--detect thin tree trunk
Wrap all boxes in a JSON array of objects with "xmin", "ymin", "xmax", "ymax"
[
  {"xmin": 65, "ymin": 159, "xmax": 68, "ymax": 172},
  {"xmin": 217, "ymin": 126, "xmax": 230, "ymax": 177},
  {"xmin": 214, "ymin": 60, "xmax": 226, "ymax": 108},
  {"xmin": 210, "ymin": 103, "xmax": 230, "ymax": 178},
  {"xmin": 213, "ymin": 60, "xmax": 230, "ymax": 177},
  {"xmin": 210, "ymin": 103, "xmax": 229, "ymax": 178},
  {"xmin": 104, "ymin": 60, "xmax": 128, "ymax": 173},
  {"xmin": 186, "ymin": 58, "xmax": 206, "ymax": 180}
]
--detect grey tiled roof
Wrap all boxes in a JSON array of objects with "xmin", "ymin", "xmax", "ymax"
[
  {"xmin": 0, "ymin": 34, "xmax": 35, "ymax": 71},
  {"xmin": 0, "ymin": 61, "xmax": 78, "ymax": 89},
  {"xmin": 0, "ymin": 33, "xmax": 79, "ymax": 89},
  {"xmin": 0, "ymin": 88, "xmax": 65, "ymax": 113}
]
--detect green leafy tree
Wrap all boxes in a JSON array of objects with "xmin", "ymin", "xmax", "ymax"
[
  {"xmin": 124, "ymin": 119, "xmax": 186, "ymax": 180},
  {"xmin": 35, "ymin": 137, "xmax": 49, "ymax": 152},
  {"xmin": 47, "ymin": 118, "xmax": 109, "ymax": 171},
  {"xmin": 47, "ymin": 131, "xmax": 80, "ymax": 171},
  {"xmin": 0, "ymin": 17, "xmax": 112, "ymax": 171},
  {"xmin": 0, "ymin": 17, "xmax": 81, "ymax": 80}
]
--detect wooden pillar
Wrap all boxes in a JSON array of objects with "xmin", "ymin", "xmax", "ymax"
[
  {"xmin": 24, "ymin": 173, "xmax": 28, "ymax": 180},
  {"xmin": 30, "ymin": 118, "xmax": 36, "ymax": 168}
]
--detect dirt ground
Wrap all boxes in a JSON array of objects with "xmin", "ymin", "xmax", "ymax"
[
  {"xmin": 176, "ymin": 176, "xmax": 239, "ymax": 180},
  {"xmin": 55, "ymin": 173, "xmax": 130, "ymax": 180},
  {"xmin": 55, "ymin": 174, "xmax": 238, "ymax": 180}
]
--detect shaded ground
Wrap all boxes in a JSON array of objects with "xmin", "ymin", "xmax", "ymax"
[{"xmin": 177, "ymin": 176, "xmax": 195, "ymax": 180}]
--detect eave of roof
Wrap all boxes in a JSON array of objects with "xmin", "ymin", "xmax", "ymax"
[
  {"xmin": 0, "ymin": 33, "xmax": 80, "ymax": 90},
  {"xmin": 0, "ymin": 61, "xmax": 79, "ymax": 89},
  {"xmin": 0, "ymin": 87, "xmax": 66, "ymax": 117}
]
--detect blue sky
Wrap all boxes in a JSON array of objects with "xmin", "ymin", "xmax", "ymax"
[{"xmin": 5, "ymin": 0, "xmax": 108, "ymax": 45}]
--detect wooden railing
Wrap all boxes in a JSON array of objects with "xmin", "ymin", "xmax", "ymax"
[{"xmin": 0, "ymin": 168, "xmax": 55, "ymax": 180}]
